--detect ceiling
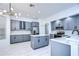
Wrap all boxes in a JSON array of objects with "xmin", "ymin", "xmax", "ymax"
[{"xmin": 0, "ymin": 3, "xmax": 78, "ymax": 19}]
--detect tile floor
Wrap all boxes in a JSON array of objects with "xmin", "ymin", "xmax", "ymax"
[{"xmin": 0, "ymin": 42, "xmax": 51, "ymax": 56}]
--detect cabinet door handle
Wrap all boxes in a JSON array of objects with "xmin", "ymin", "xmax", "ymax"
[
  {"xmin": 45, "ymin": 38, "xmax": 47, "ymax": 41},
  {"xmin": 14, "ymin": 37, "xmax": 16, "ymax": 39},
  {"xmin": 38, "ymin": 39, "xmax": 40, "ymax": 43}
]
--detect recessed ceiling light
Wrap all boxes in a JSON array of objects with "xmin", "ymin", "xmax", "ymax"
[{"xmin": 11, "ymin": 8, "xmax": 14, "ymax": 11}]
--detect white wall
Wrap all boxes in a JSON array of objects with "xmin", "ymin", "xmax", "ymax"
[
  {"xmin": 0, "ymin": 16, "xmax": 6, "ymax": 29},
  {"xmin": 0, "ymin": 16, "xmax": 6, "ymax": 39},
  {"xmin": 39, "ymin": 21, "xmax": 45, "ymax": 34},
  {"xmin": 10, "ymin": 16, "xmax": 39, "ymax": 22},
  {"xmin": 0, "ymin": 16, "xmax": 10, "ymax": 52},
  {"xmin": 39, "ymin": 19, "xmax": 49, "ymax": 34}
]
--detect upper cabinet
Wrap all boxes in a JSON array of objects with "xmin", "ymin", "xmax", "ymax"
[
  {"xmin": 11, "ymin": 20, "xmax": 31, "ymax": 31},
  {"xmin": 11, "ymin": 20, "xmax": 20, "ymax": 31},
  {"xmin": 25, "ymin": 22, "xmax": 31, "ymax": 30},
  {"xmin": 31, "ymin": 22, "xmax": 39, "ymax": 27},
  {"xmin": 19, "ymin": 21, "xmax": 26, "ymax": 30},
  {"xmin": 51, "ymin": 14, "xmax": 79, "ymax": 30}
]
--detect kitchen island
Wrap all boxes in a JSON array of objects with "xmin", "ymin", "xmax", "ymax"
[
  {"xmin": 51, "ymin": 35, "xmax": 79, "ymax": 56},
  {"xmin": 31, "ymin": 34, "xmax": 49, "ymax": 49}
]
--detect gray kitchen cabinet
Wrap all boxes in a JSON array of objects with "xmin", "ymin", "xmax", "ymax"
[
  {"xmin": 10, "ymin": 35, "xmax": 15, "ymax": 44},
  {"xmin": 31, "ymin": 22, "xmax": 39, "ymax": 27},
  {"xmin": 31, "ymin": 35, "xmax": 49, "ymax": 49},
  {"xmin": 44, "ymin": 36, "xmax": 49, "ymax": 45},
  {"xmin": 10, "ymin": 35, "xmax": 21, "ymax": 43},
  {"xmin": 51, "ymin": 41, "xmax": 71, "ymax": 56},
  {"xmin": 19, "ymin": 21, "xmax": 22, "ymax": 30},
  {"xmin": 11, "ymin": 20, "xmax": 20, "ymax": 31},
  {"xmin": 51, "ymin": 15, "xmax": 79, "ymax": 30},
  {"xmin": 23, "ymin": 35, "xmax": 31, "ymax": 41},
  {"xmin": 11, "ymin": 20, "xmax": 31, "ymax": 31},
  {"xmin": 37, "ymin": 37, "xmax": 42, "ymax": 47},
  {"xmin": 40, "ymin": 36, "xmax": 49, "ymax": 46},
  {"xmin": 31, "ymin": 37, "xmax": 39, "ymax": 49},
  {"xmin": 38, "ymin": 36, "xmax": 46, "ymax": 47},
  {"xmin": 10, "ymin": 34, "xmax": 30, "ymax": 44},
  {"xmin": 31, "ymin": 22, "xmax": 39, "ymax": 35},
  {"xmin": 13, "ymin": 35, "xmax": 18, "ymax": 43},
  {"xmin": 23, "ymin": 21, "xmax": 26, "ymax": 30},
  {"xmin": 50, "ymin": 34, "xmax": 54, "ymax": 39},
  {"xmin": 20, "ymin": 21, "xmax": 29, "ymax": 30},
  {"xmin": 51, "ymin": 21, "xmax": 56, "ymax": 30},
  {"xmin": 25, "ymin": 22, "xmax": 31, "ymax": 30},
  {"xmin": 16, "ymin": 35, "xmax": 23, "ymax": 42}
]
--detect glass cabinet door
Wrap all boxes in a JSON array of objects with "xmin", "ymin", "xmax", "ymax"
[{"xmin": 25, "ymin": 22, "xmax": 31, "ymax": 30}]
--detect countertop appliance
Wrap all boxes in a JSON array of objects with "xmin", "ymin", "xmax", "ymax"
[{"xmin": 54, "ymin": 26, "xmax": 65, "ymax": 38}]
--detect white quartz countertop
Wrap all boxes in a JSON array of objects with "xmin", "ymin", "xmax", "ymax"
[
  {"xmin": 51, "ymin": 30, "xmax": 79, "ymax": 56},
  {"xmin": 51, "ymin": 35, "xmax": 79, "ymax": 45},
  {"xmin": 31, "ymin": 34, "xmax": 49, "ymax": 37},
  {"xmin": 51, "ymin": 37, "xmax": 71, "ymax": 45},
  {"xmin": 10, "ymin": 31, "xmax": 31, "ymax": 35}
]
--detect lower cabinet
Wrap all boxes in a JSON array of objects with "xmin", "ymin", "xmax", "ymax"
[
  {"xmin": 51, "ymin": 41, "xmax": 71, "ymax": 56},
  {"xmin": 31, "ymin": 36, "xmax": 49, "ymax": 49},
  {"xmin": 50, "ymin": 34, "xmax": 54, "ymax": 39},
  {"xmin": 10, "ymin": 34, "xmax": 30, "ymax": 44},
  {"xmin": 31, "ymin": 37, "xmax": 39, "ymax": 49},
  {"xmin": 44, "ymin": 36, "xmax": 49, "ymax": 46}
]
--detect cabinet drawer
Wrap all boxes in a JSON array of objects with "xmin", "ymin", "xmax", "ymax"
[
  {"xmin": 10, "ymin": 35, "xmax": 18, "ymax": 43},
  {"xmin": 11, "ymin": 20, "xmax": 20, "ymax": 31},
  {"xmin": 23, "ymin": 35, "xmax": 30, "ymax": 41},
  {"xmin": 16, "ymin": 35, "xmax": 23, "ymax": 42},
  {"xmin": 31, "ymin": 37, "xmax": 39, "ymax": 49},
  {"xmin": 37, "ymin": 36, "xmax": 49, "ymax": 47},
  {"xmin": 41, "ymin": 36, "xmax": 49, "ymax": 46},
  {"xmin": 10, "ymin": 35, "xmax": 30, "ymax": 44},
  {"xmin": 44, "ymin": 37, "xmax": 49, "ymax": 44}
]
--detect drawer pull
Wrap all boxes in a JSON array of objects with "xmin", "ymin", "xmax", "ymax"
[
  {"xmin": 38, "ymin": 39, "xmax": 40, "ymax": 43},
  {"xmin": 45, "ymin": 38, "xmax": 47, "ymax": 41},
  {"xmin": 14, "ymin": 37, "xmax": 16, "ymax": 39}
]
